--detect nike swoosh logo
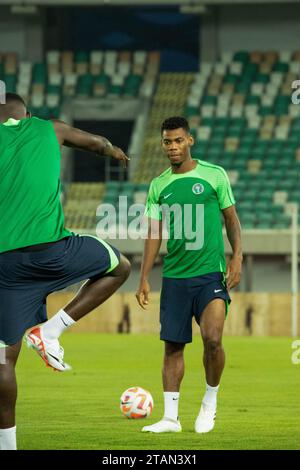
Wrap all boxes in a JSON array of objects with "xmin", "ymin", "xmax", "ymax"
[
  {"xmin": 60, "ymin": 316, "xmax": 69, "ymax": 327},
  {"xmin": 163, "ymin": 193, "xmax": 172, "ymax": 199},
  {"xmin": 47, "ymin": 352, "xmax": 61, "ymax": 362},
  {"xmin": 214, "ymin": 289, "xmax": 223, "ymax": 293},
  {"xmin": 172, "ymin": 398, "xmax": 179, "ymax": 401}
]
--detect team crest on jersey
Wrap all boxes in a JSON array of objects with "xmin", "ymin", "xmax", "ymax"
[{"xmin": 192, "ymin": 183, "xmax": 204, "ymax": 195}]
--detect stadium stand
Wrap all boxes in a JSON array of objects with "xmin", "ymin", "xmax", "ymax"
[
  {"xmin": 133, "ymin": 50, "xmax": 300, "ymax": 229},
  {"xmin": 1, "ymin": 49, "xmax": 299, "ymax": 230},
  {"xmin": 0, "ymin": 50, "xmax": 160, "ymax": 119}
]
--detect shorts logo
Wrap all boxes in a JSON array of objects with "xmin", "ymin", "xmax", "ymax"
[{"xmin": 192, "ymin": 183, "xmax": 204, "ymax": 195}]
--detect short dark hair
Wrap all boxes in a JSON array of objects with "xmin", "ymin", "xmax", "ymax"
[
  {"xmin": 161, "ymin": 116, "xmax": 190, "ymax": 135},
  {"xmin": 4, "ymin": 92, "xmax": 27, "ymax": 108}
]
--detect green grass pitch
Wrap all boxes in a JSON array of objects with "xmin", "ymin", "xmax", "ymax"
[{"xmin": 16, "ymin": 334, "xmax": 300, "ymax": 450}]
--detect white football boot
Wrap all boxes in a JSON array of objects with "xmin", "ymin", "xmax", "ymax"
[
  {"xmin": 194, "ymin": 402, "xmax": 217, "ymax": 433},
  {"xmin": 25, "ymin": 326, "xmax": 71, "ymax": 372},
  {"xmin": 142, "ymin": 418, "xmax": 182, "ymax": 433}
]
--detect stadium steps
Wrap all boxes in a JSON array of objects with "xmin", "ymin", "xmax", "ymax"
[
  {"xmin": 64, "ymin": 183, "xmax": 105, "ymax": 230},
  {"xmin": 133, "ymin": 72, "xmax": 195, "ymax": 182}
]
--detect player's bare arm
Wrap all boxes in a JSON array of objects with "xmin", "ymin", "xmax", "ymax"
[
  {"xmin": 136, "ymin": 218, "xmax": 162, "ymax": 309},
  {"xmin": 222, "ymin": 205, "xmax": 243, "ymax": 290},
  {"xmin": 52, "ymin": 119, "xmax": 129, "ymax": 167}
]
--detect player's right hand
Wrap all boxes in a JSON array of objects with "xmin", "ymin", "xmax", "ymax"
[
  {"xmin": 135, "ymin": 279, "xmax": 150, "ymax": 310},
  {"xmin": 106, "ymin": 145, "xmax": 130, "ymax": 168}
]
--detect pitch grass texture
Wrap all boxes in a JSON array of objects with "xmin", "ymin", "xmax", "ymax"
[{"xmin": 16, "ymin": 334, "xmax": 300, "ymax": 450}]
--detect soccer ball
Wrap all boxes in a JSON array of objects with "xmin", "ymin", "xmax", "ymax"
[{"xmin": 120, "ymin": 386, "xmax": 154, "ymax": 419}]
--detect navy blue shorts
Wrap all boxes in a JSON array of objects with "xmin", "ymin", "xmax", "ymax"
[
  {"xmin": 160, "ymin": 272, "xmax": 231, "ymax": 344},
  {"xmin": 0, "ymin": 234, "xmax": 120, "ymax": 346}
]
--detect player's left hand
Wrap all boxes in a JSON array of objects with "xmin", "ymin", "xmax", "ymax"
[{"xmin": 225, "ymin": 256, "xmax": 242, "ymax": 290}]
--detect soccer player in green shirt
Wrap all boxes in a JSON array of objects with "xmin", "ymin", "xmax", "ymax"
[
  {"xmin": 0, "ymin": 93, "xmax": 131, "ymax": 450},
  {"xmin": 136, "ymin": 116, "xmax": 242, "ymax": 434}
]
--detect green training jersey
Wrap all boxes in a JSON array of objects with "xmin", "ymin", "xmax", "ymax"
[
  {"xmin": 145, "ymin": 160, "xmax": 235, "ymax": 278},
  {"xmin": 0, "ymin": 117, "xmax": 72, "ymax": 253}
]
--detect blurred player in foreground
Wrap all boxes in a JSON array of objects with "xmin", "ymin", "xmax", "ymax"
[
  {"xmin": 136, "ymin": 116, "xmax": 242, "ymax": 434},
  {"xmin": 0, "ymin": 93, "xmax": 131, "ymax": 450}
]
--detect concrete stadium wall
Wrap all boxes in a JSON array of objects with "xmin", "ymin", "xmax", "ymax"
[
  {"xmin": 201, "ymin": 4, "xmax": 300, "ymax": 61},
  {"xmin": 218, "ymin": 4, "xmax": 300, "ymax": 53},
  {"xmin": 0, "ymin": 6, "xmax": 43, "ymax": 61},
  {"xmin": 46, "ymin": 291, "xmax": 300, "ymax": 337}
]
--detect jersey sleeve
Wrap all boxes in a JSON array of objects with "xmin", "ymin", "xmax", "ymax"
[
  {"xmin": 216, "ymin": 168, "xmax": 236, "ymax": 210},
  {"xmin": 144, "ymin": 179, "xmax": 162, "ymax": 220}
]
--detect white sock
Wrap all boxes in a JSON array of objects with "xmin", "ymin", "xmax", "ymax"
[
  {"xmin": 41, "ymin": 309, "xmax": 75, "ymax": 341},
  {"xmin": 163, "ymin": 392, "xmax": 180, "ymax": 422},
  {"xmin": 203, "ymin": 383, "xmax": 219, "ymax": 407},
  {"xmin": 0, "ymin": 426, "xmax": 17, "ymax": 450}
]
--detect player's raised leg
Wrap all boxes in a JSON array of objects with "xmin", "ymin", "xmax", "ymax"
[
  {"xmin": 26, "ymin": 255, "xmax": 130, "ymax": 372},
  {"xmin": 142, "ymin": 341, "xmax": 184, "ymax": 433},
  {"xmin": 63, "ymin": 254, "xmax": 131, "ymax": 320},
  {"xmin": 195, "ymin": 298, "xmax": 226, "ymax": 433},
  {"xmin": 0, "ymin": 340, "xmax": 22, "ymax": 450}
]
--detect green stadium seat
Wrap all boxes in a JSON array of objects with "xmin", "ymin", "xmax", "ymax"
[
  {"xmin": 47, "ymin": 85, "xmax": 61, "ymax": 95},
  {"xmin": 259, "ymin": 189, "xmax": 275, "ymax": 201},
  {"xmin": 32, "ymin": 63, "xmax": 47, "ymax": 83},
  {"xmin": 255, "ymin": 74, "xmax": 269, "ymax": 84},
  {"xmin": 246, "ymin": 95, "xmax": 261, "ymax": 105},
  {"xmin": 223, "ymin": 74, "xmax": 239, "ymax": 84},
  {"xmin": 33, "ymin": 105, "xmax": 50, "ymax": 119},
  {"xmin": 259, "ymin": 106, "xmax": 274, "ymax": 117},
  {"xmin": 270, "ymin": 167, "xmax": 283, "ymax": 180},
  {"xmin": 227, "ymin": 127, "xmax": 242, "ymax": 137},
  {"xmin": 263, "ymin": 159, "xmax": 277, "ymax": 170},
  {"xmin": 107, "ymin": 181, "xmax": 120, "ymax": 189},
  {"xmin": 255, "ymin": 221, "xmax": 272, "ymax": 228},
  {"xmin": 48, "ymin": 106, "xmax": 60, "ymax": 118},
  {"xmin": 238, "ymin": 201, "xmax": 255, "ymax": 212},
  {"xmin": 239, "ymin": 213, "xmax": 256, "ymax": 228},
  {"xmin": 201, "ymin": 117, "xmax": 215, "ymax": 127},
  {"xmin": 255, "ymin": 201, "xmax": 272, "ymax": 212},
  {"xmin": 212, "ymin": 129, "xmax": 227, "ymax": 140},
  {"xmin": 276, "ymin": 180, "xmax": 296, "ymax": 191},
  {"xmin": 233, "ymin": 51, "xmax": 249, "ymax": 63},
  {"xmin": 235, "ymin": 82, "xmax": 250, "ymax": 93},
  {"xmin": 121, "ymin": 182, "xmax": 135, "ymax": 192},
  {"xmin": 271, "ymin": 204, "xmax": 285, "ymax": 215},
  {"xmin": 76, "ymin": 74, "xmax": 93, "ymax": 96},
  {"xmin": 210, "ymin": 136, "xmax": 224, "ymax": 146},
  {"xmin": 108, "ymin": 85, "xmax": 123, "ymax": 96},
  {"xmin": 215, "ymin": 117, "xmax": 230, "ymax": 127},
  {"xmin": 230, "ymin": 160, "xmax": 247, "ymax": 171},
  {"xmin": 232, "ymin": 181, "xmax": 247, "ymax": 192},
  {"xmin": 272, "ymin": 214, "xmax": 291, "ymax": 228},
  {"xmin": 185, "ymin": 106, "xmax": 198, "ymax": 117},
  {"xmin": 3, "ymin": 74, "xmax": 17, "ymax": 92},
  {"xmin": 202, "ymin": 95, "xmax": 218, "ymax": 106},
  {"xmin": 75, "ymin": 51, "xmax": 89, "ymax": 63},
  {"xmin": 273, "ymin": 62, "xmax": 289, "ymax": 73},
  {"xmin": 137, "ymin": 184, "xmax": 150, "ymax": 192},
  {"xmin": 95, "ymin": 74, "xmax": 110, "ymax": 85},
  {"xmin": 262, "ymin": 180, "xmax": 277, "ymax": 190}
]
